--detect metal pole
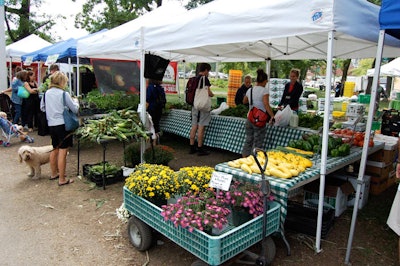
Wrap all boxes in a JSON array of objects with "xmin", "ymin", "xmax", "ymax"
[
  {"xmin": 315, "ymin": 30, "xmax": 335, "ymax": 253},
  {"xmin": 0, "ymin": 2, "xmax": 8, "ymax": 91},
  {"xmin": 344, "ymin": 29, "xmax": 386, "ymax": 265}
]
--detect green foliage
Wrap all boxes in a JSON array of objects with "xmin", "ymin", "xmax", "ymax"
[
  {"xmin": 220, "ymin": 105, "xmax": 248, "ymax": 118},
  {"xmin": 82, "ymin": 89, "xmax": 139, "ymax": 111},
  {"xmin": 5, "ymin": 0, "xmax": 61, "ymax": 42},
  {"xmin": 75, "ymin": 0, "xmax": 159, "ymax": 33},
  {"xmin": 124, "ymin": 143, "xmax": 175, "ymax": 167}
]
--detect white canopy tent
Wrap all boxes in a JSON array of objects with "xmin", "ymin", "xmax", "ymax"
[
  {"xmin": 5, "ymin": 34, "xmax": 51, "ymax": 61},
  {"xmin": 367, "ymin": 57, "xmax": 400, "ymax": 76},
  {"xmin": 5, "ymin": 34, "xmax": 51, "ymax": 85},
  {"xmin": 77, "ymin": 0, "xmax": 400, "ymax": 258},
  {"xmin": 142, "ymin": 0, "xmax": 400, "ymax": 256}
]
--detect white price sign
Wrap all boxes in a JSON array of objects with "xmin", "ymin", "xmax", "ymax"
[{"xmin": 209, "ymin": 171, "xmax": 232, "ymax": 191}]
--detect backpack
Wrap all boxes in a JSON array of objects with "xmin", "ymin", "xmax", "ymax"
[{"xmin": 185, "ymin": 77, "xmax": 198, "ymax": 105}]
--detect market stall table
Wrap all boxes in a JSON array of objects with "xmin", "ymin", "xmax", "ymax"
[
  {"xmin": 215, "ymin": 142, "xmax": 384, "ymax": 224},
  {"xmin": 160, "ymin": 109, "xmax": 316, "ymax": 154}
]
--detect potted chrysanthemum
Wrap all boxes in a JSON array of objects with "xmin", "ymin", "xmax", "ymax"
[
  {"xmin": 217, "ymin": 181, "xmax": 270, "ymax": 226},
  {"xmin": 125, "ymin": 163, "xmax": 176, "ymax": 205},
  {"xmin": 161, "ymin": 189, "xmax": 231, "ymax": 235},
  {"xmin": 174, "ymin": 166, "xmax": 214, "ymax": 196}
]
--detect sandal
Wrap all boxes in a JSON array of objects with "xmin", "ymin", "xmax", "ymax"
[
  {"xmin": 49, "ymin": 175, "xmax": 59, "ymax": 180},
  {"xmin": 58, "ymin": 179, "xmax": 74, "ymax": 186}
]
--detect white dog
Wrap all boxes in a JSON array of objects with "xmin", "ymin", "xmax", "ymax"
[{"xmin": 18, "ymin": 145, "xmax": 53, "ymax": 179}]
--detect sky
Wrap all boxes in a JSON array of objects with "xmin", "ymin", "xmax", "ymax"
[
  {"xmin": 35, "ymin": 0, "xmax": 187, "ymax": 41},
  {"xmin": 34, "ymin": 0, "xmax": 89, "ymax": 40}
]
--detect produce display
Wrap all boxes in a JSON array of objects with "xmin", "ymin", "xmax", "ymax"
[
  {"xmin": 297, "ymin": 113, "xmax": 324, "ymax": 130},
  {"xmin": 76, "ymin": 108, "xmax": 148, "ymax": 143},
  {"xmin": 287, "ymin": 133, "xmax": 351, "ymax": 157},
  {"xmin": 227, "ymin": 150, "xmax": 313, "ymax": 179},
  {"xmin": 331, "ymin": 128, "xmax": 374, "ymax": 147}
]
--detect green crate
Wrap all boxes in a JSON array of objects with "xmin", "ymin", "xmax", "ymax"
[
  {"xmin": 123, "ymin": 187, "xmax": 280, "ymax": 265},
  {"xmin": 358, "ymin": 94, "xmax": 371, "ymax": 104}
]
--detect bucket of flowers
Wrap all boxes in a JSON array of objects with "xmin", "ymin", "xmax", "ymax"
[
  {"xmin": 217, "ymin": 181, "xmax": 268, "ymax": 226},
  {"xmin": 125, "ymin": 163, "xmax": 176, "ymax": 206},
  {"xmin": 161, "ymin": 189, "xmax": 231, "ymax": 235}
]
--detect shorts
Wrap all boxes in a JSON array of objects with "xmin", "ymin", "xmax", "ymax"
[
  {"xmin": 49, "ymin": 125, "xmax": 73, "ymax": 149},
  {"xmin": 191, "ymin": 108, "xmax": 211, "ymax": 126}
]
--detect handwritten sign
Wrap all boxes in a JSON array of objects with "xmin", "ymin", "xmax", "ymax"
[
  {"xmin": 209, "ymin": 171, "xmax": 232, "ymax": 191},
  {"xmin": 45, "ymin": 54, "xmax": 59, "ymax": 66}
]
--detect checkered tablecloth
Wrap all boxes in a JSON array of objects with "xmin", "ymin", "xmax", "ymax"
[
  {"xmin": 160, "ymin": 109, "xmax": 313, "ymax": 154},
  {"xmin": 215, "ymin": 142, "xmax": 384, "ymax": 223}
]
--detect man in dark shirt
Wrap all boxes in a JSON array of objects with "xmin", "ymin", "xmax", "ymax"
[{"xmin": 235, "ymin": 75, "xmax": 252, "ymax": 106}]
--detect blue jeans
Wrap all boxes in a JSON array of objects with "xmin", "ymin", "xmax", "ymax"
[{"xmin": 13, "ymin": 104, "xmax": 22, "ymax": 125}]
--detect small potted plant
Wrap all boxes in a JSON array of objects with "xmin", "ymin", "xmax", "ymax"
[
  {"xmin": 174, "ymin": 166, "xmax": 214, "ymax": 196},
  {"xmin": 161, "ymin": 189, "xmax": 231, "ymax": 235},
  {"xmin": 144, "ymin": 145, "xmax": 175, "ymax": 166},
  {"xmin": 217, "ymin": 181, "xmax": 267, "ymax": 226},
  {"xmin": 125, "ymin": 163, "xmax": 176, "ymax": 206}
]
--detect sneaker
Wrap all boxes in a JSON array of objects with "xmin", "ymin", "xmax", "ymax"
[
  {"xmin": 23, "ymin": 136, "xmax": 34, "ymax": 143},
  {"xmin": 197, "ymin": 147, "xmax": 210, "ymax": 156}
]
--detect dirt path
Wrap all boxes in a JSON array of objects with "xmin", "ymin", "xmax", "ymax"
[{"xmin": 0, "ymin": 131, "xmax": 399, "ymax": 265}]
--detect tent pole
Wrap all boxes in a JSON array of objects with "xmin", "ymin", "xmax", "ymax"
[
  {"xmin": 0, "ymin": 3, "xmax": 7, "ymax": 91},
  {"xmin": 77, "ymin": 57, "xmax": 80, "ymax": 96},
  {"xmin": 68, "ymin": 58, "xmax": 72, "ymax": 95},
  {"xmin": 139, "ymin": 28, "xmax": 147, "ymax": 163},
  {"xmin": 315, "ymin": 30, "xmax": 335, "ymax": 253},
  {"xmin": 344, "ymin": 29, "xmax": 386, "ymax": 265}
]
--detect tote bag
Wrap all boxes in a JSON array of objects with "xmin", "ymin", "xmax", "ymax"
[
  {"xmin": 247, "ymin": 88, "xmax": 269, "ymax": 127},
  {"xmin": 193, "ymin": 76, "xmax": 211, "ymax": 112},
  {"xmin": 17, "ymin": 86, "xmax": 30, "ymax": 99},
  {"xmin": 63, "ymin": 92, "xmax": 79, "ymax": 131}
]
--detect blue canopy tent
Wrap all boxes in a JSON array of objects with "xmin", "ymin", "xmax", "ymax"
[
  {"xmin": 345, "ymin": 0, "xmax": 400, "ymax": 264},
  {"xmin": 21, "ymin": 30, "xmax": 106, "ymax": 95}
]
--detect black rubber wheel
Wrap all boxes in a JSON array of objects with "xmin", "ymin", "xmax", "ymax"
[
  {"xmin": 127, "ymin": 216, "xmax": 153, "ymax": 251},
  {"xmin": 264, "ymin": 236, "xmax": 276, "ymax": 264},
  {"xmin": 191, "ymin": 260, "xmax": 209, "ymax": 266}
]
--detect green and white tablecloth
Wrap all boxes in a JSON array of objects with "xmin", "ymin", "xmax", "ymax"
[
  {"xmin": 160, "ymin": 109, "xmax": 313, "ymax": 154},
  {"xmin": 215, "ymin": 142, "xmax": 384, "ymax": 224}
]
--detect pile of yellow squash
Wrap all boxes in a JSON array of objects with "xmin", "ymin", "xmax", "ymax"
[{"xmin": 227, "ymin": 151, "xmax": 313, "ymax": 179}]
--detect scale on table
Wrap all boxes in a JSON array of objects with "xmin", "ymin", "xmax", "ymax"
[{"xmin": 341, "ymin": 103, "xmax": 366, "ymax": 132}]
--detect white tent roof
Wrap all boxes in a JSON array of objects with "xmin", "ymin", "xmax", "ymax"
[
  {"xmin": 143, "ymin": 0, "xmax": 400, "ymax": 62},
  {"xmin": 367, "ymin": 57, "xmax": 400, "ymax": 76},
  {"xmin": 5, "ymin": 34, "xmax": 51, "ymax": 59},
  {"xmin": 77, "ymin": 1, "xmax": 186, "ymax": 60}
]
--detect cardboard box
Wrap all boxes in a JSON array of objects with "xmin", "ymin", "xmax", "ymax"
[
  {"xmin": 365, "ymin": 161, "xmax": 393, "ymax": 178},
  {"xmin": 370, "ymin": 175, "xmax": 388, "ymax": 195},
  {"xmin": 369, "ymin": 134, "xmax": 398, "ymax": 163},
  {"xmin": 387, "ymin": 169, "xmax": 397, "ymax": 188},
  {"xmin": 304, "ymin": 179, "xmax": 354, "ymax": 217},
  {"xmin": 329, "ymin": 173, "xmax": 370, "ymax": 209}
]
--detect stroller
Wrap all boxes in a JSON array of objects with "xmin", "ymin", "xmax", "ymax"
[
  {"xmin": 0, "ymin": 115, "xmax": 34, "ymax": 147},
  {"xmin": 0, "ymin": 94, "xmax": 14, "ymax": 121}
]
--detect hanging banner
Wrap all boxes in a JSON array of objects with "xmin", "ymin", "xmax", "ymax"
[
  {"xmin": 162, "ymin": 61, "xmax": 177, "ymax": 94},
  {"xmin": 91, "ymin": 59, "xmax": 177, "ymax": 94}
]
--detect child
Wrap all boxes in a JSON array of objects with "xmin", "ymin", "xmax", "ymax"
[{"xmin": 0, "ymin": 111, "xmax": 34, "ymax": 147}]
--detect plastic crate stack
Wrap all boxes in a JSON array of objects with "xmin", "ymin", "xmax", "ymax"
[
  {"xmin": 227, "ymin": 70, "xmax": 243, "ymax": 107},
  {"xmin": 269, "ymin": 78, "xmax": 289, "ymax": 107}
]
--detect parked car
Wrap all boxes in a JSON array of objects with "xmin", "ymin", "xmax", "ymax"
[
  {"xmin": 178, "ymin": 71, "xmax": 185, "ymax": 78},
  {"xmin": 185, "ymin": 70, "xmax": 196, "ymax": 78},
  {"xmin": 209, "ymin": 71, "xmax": 228, "ymax": 79}
]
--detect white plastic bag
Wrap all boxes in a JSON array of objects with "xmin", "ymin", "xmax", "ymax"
[
  {"xmin": 193, "ymin": 76, "xmax": 211, "ymax": 112},
  {"xmin": 274, "ymin": 105, "xmax": 292, "ymax": 127}
]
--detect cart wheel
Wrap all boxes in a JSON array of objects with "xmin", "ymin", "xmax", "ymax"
[
  {"xmin": 263, "ymin": 236, "xmax": 276, "ymax": 264},
  {"xmin": 127, "ymin": 216, "xmax": 153, "ymax": 251},
  {"xmin": 191, "ymin": 260, "xmax": 208, "ymax": 266}
]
